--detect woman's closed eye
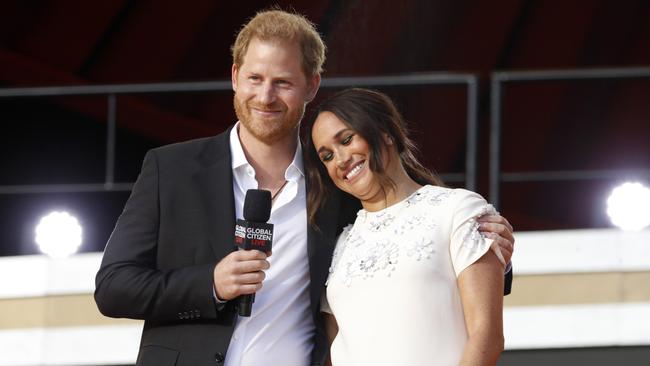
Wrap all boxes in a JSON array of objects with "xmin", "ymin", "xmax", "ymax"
[
  {"xmin": 341, "ymin": 133, "xmax": 354, "ymax": 145},
  {"xmin": 320, "ymin": 151, "xmax": 334, "ymax": 162}
]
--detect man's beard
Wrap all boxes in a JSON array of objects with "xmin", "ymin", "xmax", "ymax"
[{"xmin": 234, "ymin": 95, "xmax": 305, "ymax": 144}]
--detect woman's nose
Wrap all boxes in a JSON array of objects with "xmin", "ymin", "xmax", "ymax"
[{"xmin": 336, "ymin": 149, "xmax": 351, "ymax": 168}]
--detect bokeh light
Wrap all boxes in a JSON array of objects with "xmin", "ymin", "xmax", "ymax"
[
  {"xmin": 34, "ymin": 211, "xmax": 83, "ymax": 258},
  {"xmin": 606, "ymin": 182, "xmax": 650, "ymax": 231}
]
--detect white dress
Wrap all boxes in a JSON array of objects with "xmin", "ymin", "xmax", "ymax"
[{"xmin": 322, "ymin": 185, "xmax": 504, "ymax": 366}]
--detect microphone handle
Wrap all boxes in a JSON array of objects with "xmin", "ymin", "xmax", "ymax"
[{"xmin": 239, "ymin": 293, "xmax": 254, "ymax": 316}]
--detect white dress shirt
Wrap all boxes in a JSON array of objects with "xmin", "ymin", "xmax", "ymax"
[{"xmin": 224, "ymin": 124, "xmax": 314, "ymax": 366}]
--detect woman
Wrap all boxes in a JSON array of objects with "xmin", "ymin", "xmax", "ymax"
[{"xmin": 305, "ymin": 88, "xmax": 506, "ymax": 366}]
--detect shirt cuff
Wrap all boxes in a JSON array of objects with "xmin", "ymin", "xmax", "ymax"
[{"xmin": 213, "ymin": 286, "xmax": 227, "ymax": 311}]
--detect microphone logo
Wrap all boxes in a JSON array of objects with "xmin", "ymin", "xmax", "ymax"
[{"xmin": 235, "ymin": 221, "xmax": 273, "ymax": 250}]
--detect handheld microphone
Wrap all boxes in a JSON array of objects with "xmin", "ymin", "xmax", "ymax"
[{"xmin": 234, "ymin": 189, "xmax": 274, "ymax": 317}]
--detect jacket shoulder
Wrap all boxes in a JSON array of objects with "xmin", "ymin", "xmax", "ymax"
[{"xmin": 146, "ymin": 127, "xmax": 232, "ymax": 165}]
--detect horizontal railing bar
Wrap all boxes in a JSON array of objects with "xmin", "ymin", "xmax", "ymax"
[
  {"xmin": 501, "ymin": 169, "xmax": 650, "ymax": 182},
  {"xmin": 0, "ymin": 81, "xmax": 233, "ymax": 98},
  {"xmin": 0, "ymin": 174, "xmax": 465, "ymax": 194},
  {"xmin": 320, "ymin": 74, "xmax": 474, "ymax": 87},
  {"xmin": 0, "ymin": 183, "xmax": 134, "ymax": 194},
  {"xmin": 494, "ymin": 67, "xmax": 650, "ymax": 82},
  {"xmin": 438, "ymin": 173, "xmax": 465, "ymax": 183},
  {"xmin": 0, "ymin": 73, "xmax": 474, "ymax": 98}
]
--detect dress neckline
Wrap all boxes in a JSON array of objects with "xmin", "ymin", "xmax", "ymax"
[{"xmin": 358, "ymin": 185, "xmax": 431, "ymax": 219}]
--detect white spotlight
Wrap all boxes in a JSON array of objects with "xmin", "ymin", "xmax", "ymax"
[
  {"xmin": 606, "ymin": 182, "xmax": 650, "ymax": 231},
  {"xmin": 35, "ymin": 211, "xmax": 83, "ymax": 258}
]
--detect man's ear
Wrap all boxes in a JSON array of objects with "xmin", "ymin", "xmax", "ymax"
[
  {"xmin": 231, "ymin": 64, "xmax": 239, "ymax": 92},
  {"xmin": 305, "ymin": 73, "xmax": 321, "ymax": 103}
]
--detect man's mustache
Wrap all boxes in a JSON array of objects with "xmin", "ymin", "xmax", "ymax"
[{"xmin": 247, "ymin": 103, "xmax": 285, "ymax": 112}]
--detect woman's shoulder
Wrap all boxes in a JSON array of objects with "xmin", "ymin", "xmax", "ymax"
[
  {"xmin": 413, "ymin": 186, "xmax": 495, "ymax": 219},
  {"xmin": 411, "ymin": 185, "xmax": 461, "ymax": 206},
  {"xmin": 419, "ymin": 185, "xmax": 488, "ymax": 202}
]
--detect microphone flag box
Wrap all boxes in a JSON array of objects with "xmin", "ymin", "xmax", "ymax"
[{"xmin": 235, "ymin": 219, "xmax": 273, "ymax": 251}]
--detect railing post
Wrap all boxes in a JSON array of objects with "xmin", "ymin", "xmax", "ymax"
[
  {"xmin": 465, "ymin": 75, "xmax": 479, "ymax": 191},
  {"xmin": 105, "ymin": 94, "xmax": 117, "ymax": 189},
  {"xmin": 489, "ymin": 73, "xmax": 503, "ymax": 209}
]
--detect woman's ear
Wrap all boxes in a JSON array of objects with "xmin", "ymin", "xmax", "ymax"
[{"xmin": 383, "ymin": 133, "xmax": 394, "ymax": 146}]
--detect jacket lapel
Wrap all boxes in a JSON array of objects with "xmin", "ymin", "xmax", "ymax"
[
  {"xmin": 306, "ymin": 186, "xmax": 341, "ymax": 316},
  {"xmin": 194, "ymin": 127, "xmax": 237, "ymax": 261}
]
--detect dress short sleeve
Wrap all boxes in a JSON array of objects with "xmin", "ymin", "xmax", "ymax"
[{"xmin": 450, "ymin": 190, "xmax": 506, "ymax": 277}]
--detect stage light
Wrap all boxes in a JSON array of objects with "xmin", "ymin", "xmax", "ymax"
[
  {"xmin": 606, "ymin": 182, "xmax": 650, "ymax": 231},
  {"xmin": 34, "ymin": 211, "xmax": 83, "ymax": 258}
]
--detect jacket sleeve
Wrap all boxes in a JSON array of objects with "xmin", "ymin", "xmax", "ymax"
[
  {"xmin": 94, "ymin": 150, "xmax": 223, "ymax": 323},
  {"xmin": 504, "ymin": 265, "xmax": 513, "ymax": 296}
]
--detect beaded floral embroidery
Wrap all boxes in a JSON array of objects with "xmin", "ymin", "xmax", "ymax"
[
  {"xmin": 327, "ymin": 186, "xmax": 496, "ymax": 287},
  {"xmin": 328, "ymin": 186, "xmax": 460, "ymax": 287},
  {"xmin": 460, "ymin": 204, "xmax": 497, "ymax": 252}
]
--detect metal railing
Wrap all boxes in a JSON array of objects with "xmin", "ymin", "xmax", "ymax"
[
  {"xmin": 0, "ymin": 73, "xmax": 480, "ymax": 194},
  {"xmin": 4, "ymin": 67, "xmax": 650, "ymax": 207},
  {"xmin": 489, "ymin": 66, "xmax": 650, "ymax": 208}
]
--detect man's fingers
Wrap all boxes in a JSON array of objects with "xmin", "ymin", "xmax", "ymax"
[
  {"xmin": 478, "ymin": 214, "xmax": 514, "ymax": 233},
  {"xmin": 234, "ymin": 259, "xmax": 270, "ymax": 274},
  {"xmin": 237, "ymin": 283, "xmax": 263, "ymax": 295},
  {"xmin": 213, "ymin": 250, "xmax": 270, "ymax": 300},
  {"xmin": 486, "ymin": 233, "xmax": 513, "ymax": 263},
  {"xmin": 479, "ymin": 222, "xmax": 507, "ymax": 236},
  {"xmin": 234, "ymin": 249, "xmax": 268, "ymax": 261},
  {"xmin": 237, "ymin": 271, "xmax": 266, "ymax": 284},
  {"xmin": 503, "ymin": 218, "xmax": 514, "ymax": 233}
]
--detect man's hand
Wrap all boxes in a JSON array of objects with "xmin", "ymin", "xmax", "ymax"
[
  {"xmin": 477, "ymin": 214, "xmax": 515, "ymax": 265},
  {"xmin": 213, "ymin": 250, "xmax": 270, "ymax": 301}
]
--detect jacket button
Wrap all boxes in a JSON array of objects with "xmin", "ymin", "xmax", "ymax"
[{"xmin": 215, "ymin": 352, "xmax": 225, "ymax": 363}]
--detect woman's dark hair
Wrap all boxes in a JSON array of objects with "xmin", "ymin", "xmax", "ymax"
[{"xmin": 305, "ymin": 88, "xmax": 443, "ymax": 226}]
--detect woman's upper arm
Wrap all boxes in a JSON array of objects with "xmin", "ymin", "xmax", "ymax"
[
  {"xmin": 457, "ymin": 250, "xmax": 504, "ymax": 338},
  {"xmin": 323, "ymin": 312, "xmax": 339, "ymax": 344}
]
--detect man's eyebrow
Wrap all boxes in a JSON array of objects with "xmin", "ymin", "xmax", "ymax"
[{"xmin": 316, "ymin": 128, "xmax": 352, "ymax": 154}]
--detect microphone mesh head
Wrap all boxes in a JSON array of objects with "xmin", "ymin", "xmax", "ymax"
[{"xmin": 243, "ymin": 189, "xmax": 272, "ymax": 222}]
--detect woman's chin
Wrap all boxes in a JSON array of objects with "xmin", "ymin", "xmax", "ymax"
[{"xmin": 337, "ymin": 180, "xmax": 379, "ymax": 202}]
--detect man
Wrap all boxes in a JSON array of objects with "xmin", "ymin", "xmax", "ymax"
[{"xmin": 94, "ymin": 9, "xmax": 514, "ymax": 366}]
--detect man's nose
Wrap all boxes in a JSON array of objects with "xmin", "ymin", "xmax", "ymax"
[{"xmin": 257, "ymin": 82, "xmax": 276, "ymax": 105}]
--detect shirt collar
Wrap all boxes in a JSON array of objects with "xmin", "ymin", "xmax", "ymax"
[
  {"xmin": 230, "ymin": 122, "xmax": 249, "ymax": 171},
  {"xmin": 229, "ymin": 122, "xmax": 305, "ymax": 180}
]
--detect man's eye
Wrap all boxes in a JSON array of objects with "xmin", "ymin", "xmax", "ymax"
[
  {"xmin": 320, "ymin": 152, "xmax": 333, "ymax": 162},
  {"xmin": 341, "ymin": 134, "xmax": 354, "ymax": 145}
]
